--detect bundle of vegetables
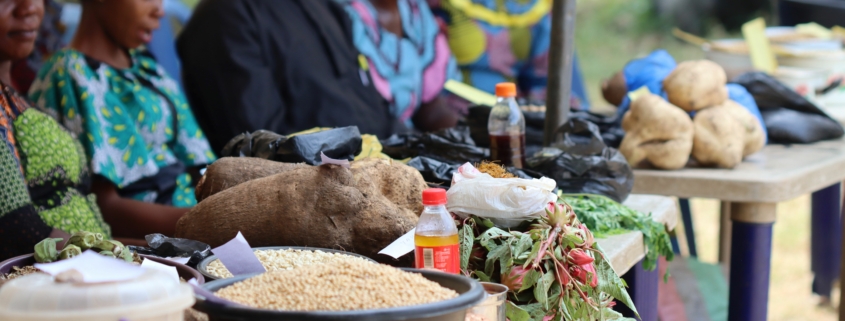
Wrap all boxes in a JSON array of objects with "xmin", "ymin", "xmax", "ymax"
[
  {"xmin": 560, "ymin": 194, "xmax": 674, "ymax": 271},
  {"xmin": 34, "ymin": 231, "xmax": 133, "ymax": 263},
  {"xmin": 459, "ymin": 201, "xmax": 638, "ymax": 321}
]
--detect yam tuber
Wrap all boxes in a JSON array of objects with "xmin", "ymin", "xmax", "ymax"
[
  {"xmin": 720, "ymin": 100, "xmax": 765, "ymax": 157},
  {"xmin": 691, "ymin": 105, "xmax": 744, "ymax": 168},
  {"xmin": 195, "ymin": 157, "xmax": 309, "ymax": 202},
  {"xmin": 663, "ymin": 60, "xmax": 728, "ymax": 112},
  {"xmin": 619, "ymin": 93, "xmax": 694, "ymax": 170},
  {"xmin": 176, "ymin": 158, "xmax": 428, "ymax": 266}
]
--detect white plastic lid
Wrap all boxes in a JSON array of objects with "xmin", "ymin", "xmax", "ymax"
[{"xmin": 0, "ymin": 269, "xmax": 194, "ymax": 321}]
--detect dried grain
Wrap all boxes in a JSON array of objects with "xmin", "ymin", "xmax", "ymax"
[
  {"xmin": 216, "ymin": 260, "xmax": 458, "ymax": 311},
  {"xmin": 206, "ymin": 249, "xmax": 367, "ymax": 279}
]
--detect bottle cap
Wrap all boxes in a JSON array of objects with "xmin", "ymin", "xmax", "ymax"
[
  {"xmin": 495, "ymin": 83, "xmax": 516, "ymax": 97},
  {"xmin": 422, "ymin": 188, "xmax": 447, "ymax": 205}
]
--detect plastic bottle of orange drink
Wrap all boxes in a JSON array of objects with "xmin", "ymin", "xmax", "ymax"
[{"xmin": 415, "ymin": 188, "xmax": 460, "ymax": 274}]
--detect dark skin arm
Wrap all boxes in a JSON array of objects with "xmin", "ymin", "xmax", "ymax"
[
  {"xmin": 92, "ymin": 179, "xmax": 189, "ymax": 239},
  {"xmin": 412, "ymin": 96, "xmax": 459, "ymax": 132}
]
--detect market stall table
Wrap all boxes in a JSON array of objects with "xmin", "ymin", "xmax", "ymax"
[
  {"xmin": 599, "ymin": 194, "xmax": 678, "ymax": 321},
  {"xmin": 631, "ymin": 138, "xmax": 845, "ymax": 321}
]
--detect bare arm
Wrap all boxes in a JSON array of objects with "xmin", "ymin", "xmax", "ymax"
[
  {"xmin": 92, "ymin": 179, "xmax": 189, "ymax": 239},
  {"xmin": 412, "ymin": 96, "xmax": 459, "ymax": 132}
]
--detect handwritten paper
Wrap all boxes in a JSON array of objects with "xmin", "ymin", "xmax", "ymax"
[
  {"xmin": 35, "ymin": 250, "xmax": 144, "ymax": 283},
  {"xmin": 141, "ymin": 258, "xmax": 179, "ymax": 282},
  {"xmin": 742, "ymin": 18, "xmax": 778, "ymax": 74},
  {"xmin": 626, "ymin": 86, "xmax": 652, "ymax": 103},
  {"xmin": 211, "ymin": 232, "xmax": 265, "ymax": 276},
  {"xmin": 320, "ymin": 152, "xmax": 351, "ymax": 168},
  {"xmin": 378, "ymin": 228, "xmax": 416, "ymax": 259}
]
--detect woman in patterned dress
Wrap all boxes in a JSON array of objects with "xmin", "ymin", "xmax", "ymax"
[
  {"xmin": 0, "ymin": 0, "xmax": 115, "ymax": 261},
  {"xmin": 29, "ymin": 0, "xmax": 216, "ymax": 239},
  {"xmin": 337, "ymin": 0, "xmax": 462, "ymax": 129}
]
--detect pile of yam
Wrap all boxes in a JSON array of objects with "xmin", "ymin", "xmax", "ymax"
[
  {"xmin": 619, "ymin": 60, "xmax": 765, "ymax": 170},
  {"xmin": 177, "ymin": 157, "xmax": 428, "ymax": 266}
]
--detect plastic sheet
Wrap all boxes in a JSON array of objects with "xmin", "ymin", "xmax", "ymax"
[
  {"xmin": 130, "ymin": 234, "xmax": 212, "ymax": 268},
  {"xmin": 526, "ymin": 119, "xmax": 634, "ymax": 202},
  {"xmin": 220, "ymin": 127, "xmax": 363, "ymax": 165},
  {"xmin": 733, "ymin": 72, "xmax": 844, "ymax": 144},
  {"xmin": 381, "ymin": 126, "xmax": 488, "ymax": 164}
]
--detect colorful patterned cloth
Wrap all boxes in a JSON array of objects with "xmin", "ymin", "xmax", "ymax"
[
  {"xmin": 427, "ymin": 0, "xmax": 588, "ymax": 109},
  {"xmin": 339, "ymin": 0, "xmax": 461, "ymax": 126},
  {"xmin": 29, "ymin": 49, "xmax": 216, "ymax": 207},
  {"xmin": 0, "ymin": 82, "xmax": 109, "ymax": 238}
]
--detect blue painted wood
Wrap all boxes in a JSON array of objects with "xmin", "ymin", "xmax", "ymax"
[
  {"xmin": 680, "ymin": 198, "xmax": 697, "ymax": 257},
  {"xmin": 728, "ymin": 221, "xmax": 773, "ymax": 321},
  {"xmin": 811, "ymin": 183, "xmax": 842, "ymax": 298},
  {"xmin": 619, "ymin": 260, "xmax": 659, "ymax": 321}
]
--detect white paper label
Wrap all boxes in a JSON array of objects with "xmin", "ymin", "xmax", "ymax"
[
  {"xmin": 378, "ymin": 228, "xmax": 416, "ymax": 259},
  {"xmin": 211, "ymin": 232, "xmax": 266, "ymax": 276},
  {"xmin": 141, "ymin": 258, "xmax": 180, "ymax": 282},
  {"xmin": 35, "ymin": 250, "xmax": 145, "ymax": 283}
]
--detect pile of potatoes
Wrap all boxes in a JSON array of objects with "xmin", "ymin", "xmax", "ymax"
[{"xmin": 619, "ymin": 60, "xmax": 765, "ymax": 169}]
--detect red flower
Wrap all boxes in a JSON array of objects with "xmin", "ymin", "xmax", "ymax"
[
  {"xmin": 572, "ymin": 264, "xmax": 598, "ymax": 288},
  {"xmin": 569, "ymin": 249, "xmax": 594, "ymax": 266},
  {"xmin": 501, "ymin": 266, "xmax": 529, "ymax": 292}
]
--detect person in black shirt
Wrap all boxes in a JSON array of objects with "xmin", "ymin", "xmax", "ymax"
[{"xmin": 177, "ymin": 0, "xmax": 409, "ymax": 153}]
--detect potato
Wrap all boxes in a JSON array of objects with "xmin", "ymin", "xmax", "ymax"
[
  {"xmin": 691, "ymin": 105, "xmax": 745, "ymax": 168},
  {"xmin": 663, "ymin": 60, "xmax": 729, "ymax": 112},
  {"xmin": 176, "ymin": 158, "xmax": 428, "ymax": 266},
  {"xmin": 601, "ymin": 71, "xmax": 627, "ymax": 106},
  {"xmin": 719, "ymin": 100, "xmax": 765, "ymax": 157},
  {"xmin": 619, "ymin": 93, "xmax": 694, "ymax": 170}
]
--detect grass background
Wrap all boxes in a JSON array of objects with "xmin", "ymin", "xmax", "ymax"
[{"xmin": 574, "ymin": 1, "xmax": 839, "ymax": 320}]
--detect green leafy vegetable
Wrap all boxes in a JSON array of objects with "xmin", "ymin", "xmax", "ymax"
[{"xmin": 561, "ymin": 193, "xmax": 674, "ymax": 271}]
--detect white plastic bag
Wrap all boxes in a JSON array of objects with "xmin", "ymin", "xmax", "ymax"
[{"xmin": 446, "ymin": 163, "xmax": 557, "ymax": 228}]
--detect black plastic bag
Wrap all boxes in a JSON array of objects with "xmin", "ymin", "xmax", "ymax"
[
  {"xmin": 526, "ymin": 119, "xmax": 634, "ymax": 202},
  {"xmin": 220, "ymin": 127, "xmax": 363, "ymax": 164},
  {"xmin": 733, "ymin": 72, "xmax": 844, "ymax": 144},
  {"xmin": 381, "ymin": 126, "xmax": 488, "ymax": 164},
  {"xmin": 129, "ymin": 234, "xmax": 212, "ymax": 268},
  {"xmin": 466, "ymin": 106, "xmax": 624, "ymax": 149}
]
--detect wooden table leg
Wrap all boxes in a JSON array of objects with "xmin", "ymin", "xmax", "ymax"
[
  {"xmin": 621, "ymin": 260, "xmax": 659, "ymax": 321},
  {"xmin": 811, "ymin": 183, "xmax": 842, "ymax": 302},
  {"xmin": 719, "ymin": 201, "xmax": 733, "ymax": 267},
  {"xmin": 728, "ymin": 202, "xmax": 776, "ymax": 321}
]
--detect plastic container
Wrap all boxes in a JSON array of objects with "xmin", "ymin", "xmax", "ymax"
[
  {"xmin": 415, "ymin": 188, "xmax": 460, "ymax": 274},
  {"xmin": 773, "ymin": 66, "xmax": 829, "ymax": 102},
  {"xmin": 467, "ymin": 282, "xmax": 508, "ymax": 321},
  {"xmin": 0, "ymin": 253, "xmax": 205, "ymax": 284},
  {"xmin": 193, "ymin": 268, "xmax": 486, "ymax": 321},
  {"xmin": 0, "ymin": 268, "xmax": 194, "ymax": 321},
  {"xmin": 196, "ymin": 246, "xmax": 376, "ymax": 281},
  {"xmin": 488, "ymin": 82, "xmax": 526, "ymax": 168}
]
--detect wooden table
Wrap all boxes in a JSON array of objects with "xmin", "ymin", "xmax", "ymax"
[
  {"xmin": 632, "ymin": 138, "xmax": 845, "ymax": 321},
  {"xmin": 597, "ymin": 194, "xmax": 679, "ymax": 321}
]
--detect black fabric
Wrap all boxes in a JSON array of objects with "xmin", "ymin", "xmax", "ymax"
[
  {"xmin": 177, "ymin": 0, "xmax": 403, "ymax": 154},
  {"xmin": 733, "ymin": 72, "xmax": 844, "ymax": 144},
  {"xmin": 0, "ymin": 206, "xmax": 52, "ymax": 262}
]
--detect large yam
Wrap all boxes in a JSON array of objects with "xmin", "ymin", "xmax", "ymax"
[
  {"xmin": 195, "ymin": 157, "xmax": 308, "ymax": 202},
  {"xmin": 619, "ymin": 93, "xmax": 694, "ymax": 170},
  {"xmin": 663, "ymin": 60, "xmax": 728, "ymax": 112},
  {"xmin": 177, "ymin": 159, "xmax": 427, "ymax": 266},
  {"xmin": 691, "ymin": 105, "xmax": 745, "ymax": 168},
  {"xmin": 720, "ymin": 100, "xmax": 765, "ymax": 157}
]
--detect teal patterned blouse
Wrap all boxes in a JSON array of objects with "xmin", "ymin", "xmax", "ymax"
[{"xmin": 29, "ymin": 49, "xmax": 216, "ymax": 207}]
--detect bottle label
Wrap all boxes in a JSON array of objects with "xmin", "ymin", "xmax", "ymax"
[{"xmin": 415, "ymin": 244, "xmax": 460, "ymax": 274}]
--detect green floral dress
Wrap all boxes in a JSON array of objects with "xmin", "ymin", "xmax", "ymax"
[
  {"xmin": 0, "ymin": 82, "xmax": 110, "ymax": 241},
  {"xmin": 29, "ymin": 49, "xmax": 216, "ymax": 207}
]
